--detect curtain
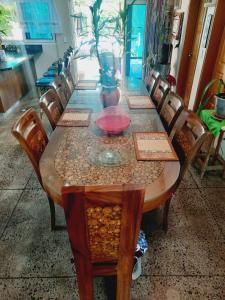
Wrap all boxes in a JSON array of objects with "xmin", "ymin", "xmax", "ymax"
[{"xmin": 19, "ymin": 0, "xmax": 62, "ymax": 38}]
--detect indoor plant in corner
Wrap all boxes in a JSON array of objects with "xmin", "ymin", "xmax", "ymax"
[{"xmin": 197, "ymin": 78, "xmax": 225, "ymax": 118}]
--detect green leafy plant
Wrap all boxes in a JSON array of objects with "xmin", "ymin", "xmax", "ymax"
[
  {"xmin": 0, "ymin": 4, "xmax": 12, "ymax": 38},
  {"xmin": 71, "ymin": 0, "xmax": 136, "ymax": 87},
  {"xmin": 197, "ymin": 79, "xmax": 225, "ymax": 115}
]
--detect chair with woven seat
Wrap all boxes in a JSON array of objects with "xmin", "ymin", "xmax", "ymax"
[
  {"xmin": 39, "ymin": 89, "xmax": 63, "ymax": 130},
  {"xmin": 151, "ymin": 78, "xmax": 170, "ymax": 112},
  {"xmin": 145, "ymin": 69, "xmax": 160, "ymax": 97},
  {"xmin": 160, "ymin": 92, "xmax": 184, "ymax": 134},
  {"xmin": 62, "ymin": 185, "xmax": 145, "ymax": 300},
  {"xmin": 11, "ymin": 108, "xmax": 57, "ymax": 230},
  {"xmin": 162, "ymin": 111, "xmax": 212, "ymax": 231}
]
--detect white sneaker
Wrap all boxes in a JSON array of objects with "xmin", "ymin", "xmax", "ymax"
[{"xmin": 132, "ymin": 257, "xmax": 142, "ymax": 280}]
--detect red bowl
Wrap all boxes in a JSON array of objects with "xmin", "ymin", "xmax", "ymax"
[{"xmin": 96, "ymin": 106, "xmax": 131, "ymax": 134}]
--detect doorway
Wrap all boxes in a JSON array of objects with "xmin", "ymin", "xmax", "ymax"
[
  {"xmin": 126, "ymin": 4, "xmax": 146, "ymax": 78},
  {"xmin": 188, "ymin": 5, "xmax": 215, "ymax": 109}
]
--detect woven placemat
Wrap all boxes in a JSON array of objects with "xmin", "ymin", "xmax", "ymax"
[
  {"xmin": 75, "ymin": 81, "xmax": 97, "ymax": 90},
  {"xmin": 57, "ymin": 108, "xmax": 91, "ymax": 127},
  {"xmin": 127, "ymin": 95, "xmax": 155, "ymax": 109},
  {"xmin": 133, "ymin": 132, "xmax": 178, "ymax": 161}
]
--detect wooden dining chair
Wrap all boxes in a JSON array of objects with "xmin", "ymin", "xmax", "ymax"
[
  {"xmin": 11, "ymin": 108, "xmax": 57, "ymax": 230},
  {"xmin": 59, "ymin": 73, "xmax": 73, "ymax": 100},
  {"xmin": 151, "ymin": 78, "xmax": 170, "ymax": 112},
  {"xmin": 160, "ymin": 92, "xmax": 184, "ymax": 134},
  {"xmin": 55, "ymin": 87, "xmax": 68, "ymax": 109},
  {"xmin": 163, "ymin": 111, "xmax": 212, "ymax": 231},
  {"xmin": 145, "ymin": 69, "xmax": 160, "ymax": 97},
  {"xmin": 39, "ymin": 89, "xmax": 63, "ymax": 130},
  {"xmin": 62, "ymin": 185, "xmax": 145, "ymax": 300},
  {"xmin": 61, "ymin": 69, "xmax": 75, "ymax": 95}
]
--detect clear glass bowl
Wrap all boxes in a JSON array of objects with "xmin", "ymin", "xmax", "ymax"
[{"xmin": 88, "ymin": 143, "xmax": 130, "ymax": 167}]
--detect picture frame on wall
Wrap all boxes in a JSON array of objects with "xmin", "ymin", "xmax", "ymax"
[{"xmin": 172, "ymin": 12, "xmax": 184, "ymax": 41}]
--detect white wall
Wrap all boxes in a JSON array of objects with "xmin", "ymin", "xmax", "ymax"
[{"xmin": 24, "ymin": 0, "xmax": 74, "ymax": 78}]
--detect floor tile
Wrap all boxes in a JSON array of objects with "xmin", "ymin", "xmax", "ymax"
[
  {"xmin": 178, "ymin": 170, "xmax": 198, "ymax": 189},
  {"xmin": 132, "ymin": 275, "xmax": 225, "ymax": 300},
  {"xmin": 0, "ymin": 190, "xmax": 23, "ymax": 236},
  {"xmin": 200, "ymin": 188, "xmax": 225, "ymax": 236},
  {"xmin": 0, "ymin": 277, "xmax": 108, "ymax": 300},
  {"xmin": 0, "ymin": 189, "xmax": 69, "ymax": 278},
  {"xmin": 190, "ymin": 166, "xmax": 225, "ymax": 188},
  {"xmin": 26, "ymin": 171, "xmax": 42, "ymax": 189},
  {"xmin": 0, "ymin": 144, "xmax": 33, "ymax": 189}
]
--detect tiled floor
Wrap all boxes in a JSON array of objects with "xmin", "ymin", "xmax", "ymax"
[{"xmin": 0, "ymin": 89, "xmax": 225, "ymax": 300}]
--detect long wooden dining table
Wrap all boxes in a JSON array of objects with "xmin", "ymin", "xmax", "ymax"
[{"xmin": 39, "ymin": 81, "xmax": 180, "ymax": 213}]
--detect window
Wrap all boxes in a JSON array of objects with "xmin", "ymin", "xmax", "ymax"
[
  {"xmin": 0, "ymin": 3, "xmax": 23, "ymax": 41},
  {"xmin": 20, "ymin": 1, "xmax": 53, "ymax": 40}
]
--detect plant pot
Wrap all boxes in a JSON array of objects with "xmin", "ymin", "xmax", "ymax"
[
  {"xmin": 100, "ymin": 86, "xmax": 120, "ymax": 108},
  {"xmin": 216, "ymin": 93, "xmax": 225, "ymax": 118}
]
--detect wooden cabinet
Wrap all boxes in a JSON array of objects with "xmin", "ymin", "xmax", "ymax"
[{"xmin": 0, "ymin": 56, "xmax": 36, "ymax": 112}]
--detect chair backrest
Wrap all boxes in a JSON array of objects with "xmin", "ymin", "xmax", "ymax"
[
  {"xmin": 62, "ymin": 185, "xmax": 145, "ymax": 300},
  {"xmin": 60, "ymin": 72, "xmax": 73, "ymax": 100},
  {"xmin": 152, "ymin": 78, "xmax": 170, "ymax": 112},
  {"xmin": 56, "ymin": 87, "xmax": 68, "ymax": 109},
  {"xmin": 11, "ymin": 108, "xmax": 48, "ymax": 186},
  {"xmin": 61, "ymin": 69, "xmax": 75, "ymax": 94},
  {"xmin": 171, "ymin": 110, "xmax": 211, "ymax": 183},
  {"xmin": 145, "ymin": 69, "xmax": 160, "ymax": 97},
  {"xmin": 39, "ymin": 89, "xmax": 63, "ymax": 130},
  {"xmin": 160, "ymin": 92, "xmax": 184, "ymax": 134}
]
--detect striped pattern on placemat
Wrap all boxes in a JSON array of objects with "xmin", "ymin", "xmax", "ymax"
[
  {"xmin": 133, "ymin": 132, "xmax": 178, "ymax": 161},
  {"xmin": 57, "ymin": 108, "xmax": 92, "ymax": 127},
  {"xmin": 75, "ymin": 81, "xmax": 97, "ymax": 90},
  {"xmin": 127, "ymin": 95, "xmax": 155, "ymax": 109}
]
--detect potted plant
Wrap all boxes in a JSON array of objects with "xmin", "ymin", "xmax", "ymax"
[
  {"xmin": 197, "ymin": 79, "xmax": 225, "ymax": 117},
  {"xmin": 72, "ymin": 0, "xmax": 134, "ymax": 107},
  {"xmin": 0, "ymin": 4, "xmax": 12, "ymax": 61},
  {"xmin": 215, "ymin": 79, "xmax": 225, "ymax": 118}
]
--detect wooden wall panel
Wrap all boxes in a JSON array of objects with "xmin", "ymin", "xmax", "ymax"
[{"xmin": 212, "ymin": 26, "xmax": 225, "ymax": 87}]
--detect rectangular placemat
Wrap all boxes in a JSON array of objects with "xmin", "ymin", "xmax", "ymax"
[
  {"xmin": 75, "ymin": 81, "xmax": 97, "ymax": 90},
  {"xmin": 57, "ymin": 108, "xmax": 91, "ymax": 127},
  {"xmin": 127, "ymin": 95, "xmax": 155, "ymax": 109},
  {"xmin": 133, "ymin": 132, "xmax": 178, "ymax": 161}
]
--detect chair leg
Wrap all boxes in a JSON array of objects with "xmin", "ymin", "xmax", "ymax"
[
  {"xmin": 163, "ymin": 198, "xmax": 172, "ymax": 232},
  {"xmin": 200, "ymin": 151, "xmax": 211, "ymax": 179},
  {"xmin": 48, "ymin": 197, "xmax": 56, "ymax": 231}
]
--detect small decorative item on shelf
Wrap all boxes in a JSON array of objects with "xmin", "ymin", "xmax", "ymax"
[{"xmin": 96, "ymin": 106, "xmax": 131, "ymax": 135}]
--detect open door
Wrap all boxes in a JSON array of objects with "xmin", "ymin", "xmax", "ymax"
[{"xmin": 126, "ymin": 4, "xmax": 146, "ymax": 78}]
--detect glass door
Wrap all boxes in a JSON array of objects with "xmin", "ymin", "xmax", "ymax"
[{"xmin": 126, "ymin": 4, "xmax": 146, "ymax": 78}]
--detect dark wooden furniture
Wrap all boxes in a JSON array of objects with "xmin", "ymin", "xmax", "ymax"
[
  {"xmin": 39, "ymin": 82, "xmax": 180, "ymax": 216},
  {"xmin": 162, "ymin": 110, "xmax": 211, "ymax": 231},
  {"xmin": 61, "ymin": 69, "xmax": 75, "ymax": 96},
  {"xmin": 62, "ymin": 185, "xmax": 145, "ymax": 300},
  {"xmin": 0, "ymin": 55, "xmax": 36, "ymax": 112},
  {"xmin": 151, "ymin": 78, "xmax": 170, "ymax": 112},
  {"xmin": 160, "ymin": 91, "xmax": 184, "ymax": 134},
  {"xmin": 11, "ymin": 108, "xmax": 56, "ymax": 230},
  {"xmin": 50, "ymin": 79, "xmax": 68, "ymax": 109},
  {"xmin": 39, "ymin": 89, "xmax": 63, "ymax": 130},
  {"xmin": 145, "ymin": 69, "xmax": 160, "ymax": 97}
]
